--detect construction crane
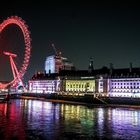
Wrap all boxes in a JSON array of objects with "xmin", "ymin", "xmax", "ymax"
[
  {"xmin": 51, "ymin": 43, "xmax": 57, "ymax": 55},
  {"xmin": 51, "ymin": 43, "xmax": 62, "ymax": 56}
]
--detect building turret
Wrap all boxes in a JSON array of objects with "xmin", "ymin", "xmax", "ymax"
[{"xmin": 88, "ymin": 57, "xmax": 94, "ymax": 72}]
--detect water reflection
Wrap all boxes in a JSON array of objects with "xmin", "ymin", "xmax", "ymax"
[
  {"xmin": 111, "ymin": 108, "xmax": 140, "ymax": 140},
  {"xmin": 0, "ymin": 101, "xmax": 26, "ymax": 140},
  {"xmin": 0, "ymin": 99, "xmax": 140, "ymax": 139}
]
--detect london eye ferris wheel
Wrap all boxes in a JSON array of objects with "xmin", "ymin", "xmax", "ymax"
[{"xmin": 0, "ymin": 16, "xmax": 31, "ymax": 89}]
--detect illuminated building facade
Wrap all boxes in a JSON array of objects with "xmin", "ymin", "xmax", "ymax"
[
  {"xmin": 45, "ymin": 56, "xmax": 56, "ymax": 73},
  {"xmin": 29, "ymin": 65, "xmax": 140, "ymax": 98},
  {"xmin": 64, "ymin": 79, "xmax": 95, "ymax": 93},
  {"xmin": 95, "ymin": 76, "xmax": 108, "ymax": 96},
  {"xmin": 107, "ymin": 67, "xmax": 140, "ymax": 97},
  {"xmin": 28, "ymin": 80, "xmax": 60, "ymax": 93},
  {"xmin": 108, "ymin": 78, "xmax": 140, "ymax": 97}
]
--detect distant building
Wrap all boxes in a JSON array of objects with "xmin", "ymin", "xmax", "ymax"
[{"xmin": 45, "ymin": 53, "xmax": 74, "ymax": 74}]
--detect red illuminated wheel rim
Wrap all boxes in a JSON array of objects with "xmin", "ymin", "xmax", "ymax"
[{"xmin": 0, "ymin": 16, "xmax": 31, "ymax": 89}]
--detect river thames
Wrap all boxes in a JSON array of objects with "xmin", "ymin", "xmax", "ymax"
[{"xmin": 0, "ymin": 99, "xmax": 140, "ymax": 140}]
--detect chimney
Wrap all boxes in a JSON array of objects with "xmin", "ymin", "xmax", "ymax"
[
  {"xmin": 129, "ymin": 62, "xmax": 132, "ymax": 73},
  {"xmin": 109, "ymin": 63, "xmax": 113, "ymax": 75}
]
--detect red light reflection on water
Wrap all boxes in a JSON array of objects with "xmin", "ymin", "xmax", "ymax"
[{"xmin": 0, "ymin": 102, "xmax": 26, "ymax": 140}]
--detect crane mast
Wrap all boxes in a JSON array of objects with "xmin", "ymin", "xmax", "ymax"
[{"xmin": 51, "ymin": 43, "xmax": 57, "ymax": 55}]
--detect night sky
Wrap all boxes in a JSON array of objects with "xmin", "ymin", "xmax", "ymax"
[{"xmin": 1, "ymin": 1, "xmax": 140, "ymax": 82}]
